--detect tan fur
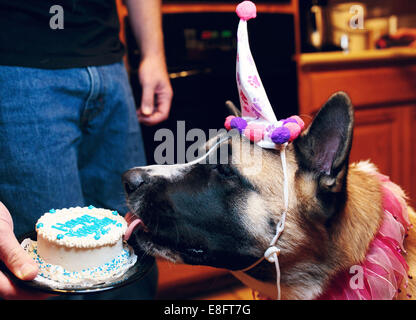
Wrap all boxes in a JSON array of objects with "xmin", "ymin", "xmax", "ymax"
[
  {"xmin": 236, "ymin": 151, "xmax": 416, "ymax": 299},
  {"xmin": 399, "ymin": 207, "xmax": 416, "ymax": 299},
  {"xmin": 242, "ymin": 192, "xmax": 272, "ymax": 245},
  {"xmin": 225, "ymin": 135, "xmax": 416, "ymax": 299},
  {"xmin": 233, "ymin": 141, "xmax": 307, "ymax": 251},
  {"xmin": 332, "ymin": 163, "xmax": 384, "ymax": 271}
]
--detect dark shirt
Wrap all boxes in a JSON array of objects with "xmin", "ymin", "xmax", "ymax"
[{"xmin": 0, "ymin": 0, "xmax": 124, "ymax": 69}]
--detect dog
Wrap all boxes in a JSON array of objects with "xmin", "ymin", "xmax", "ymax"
[{"xmin": 123, "ymin": 92, "xmax": 416, "ymax": 300}]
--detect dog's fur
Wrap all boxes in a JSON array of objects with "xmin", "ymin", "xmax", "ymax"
[{"xmin": 123, "ymin": 92, "xmax": 416, "ymax": 300}]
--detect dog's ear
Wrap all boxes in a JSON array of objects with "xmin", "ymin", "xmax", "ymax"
[{"xmin": 294, "ymin": 92, "xmax": 354, "ymax": 193}]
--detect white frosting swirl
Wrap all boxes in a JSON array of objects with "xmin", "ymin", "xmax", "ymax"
[{"xmin": 35, "ymin": 206, "xmax": 127, "ymax": 248}]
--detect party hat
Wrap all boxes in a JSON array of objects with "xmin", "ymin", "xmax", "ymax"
[
  {"xmin": 224, "ymin": 1, "xmax": 304, "ymax": 149},
  {"xmin": 224, "ymin": 1, "xmax": 307, "ymax": 301}
]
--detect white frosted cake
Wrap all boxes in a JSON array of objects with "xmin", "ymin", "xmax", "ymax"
[{"xmin": 23, "ymin": 206, "xmax": 137, "ymax": 288}]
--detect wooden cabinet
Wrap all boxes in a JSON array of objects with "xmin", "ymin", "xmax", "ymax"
[
  {"xmin": 350, "ymin": 107, "xmax": 404, "ymax": 182},
  {"xmin": 298, "ymin": 53, "xmax": 416, "ymax": 208},
  {"xmin": 351, "ymin": 106, "xmax": 413, "ymax": 200},
  {"xmin": 156, "ymin": 260, "xmax": 235, "ymax": 299}
]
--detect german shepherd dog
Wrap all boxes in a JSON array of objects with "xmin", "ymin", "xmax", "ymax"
[{"xmin": 123, "ymin": 92, "xmax": 416, "ymax": 300}]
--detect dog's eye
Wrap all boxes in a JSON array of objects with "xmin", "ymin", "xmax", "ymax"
[{"xmin": 212, "ymin": 164, "xmax": 236, "ymax": 178}]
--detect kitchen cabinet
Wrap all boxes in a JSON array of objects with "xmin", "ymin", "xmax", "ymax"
[
  {"xmin": 298, "ymin": 51, "xmax": 416, "ymax": 208},
  {"xmin": 351, "ymin": 106, "xmax": 408, "ymax": 188},
  {"xmin": 156, "ymin": 260, "xmax": 236, "ymax": 299}
]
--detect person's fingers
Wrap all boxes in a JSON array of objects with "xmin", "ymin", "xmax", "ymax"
[
  {"xmin": 0, "ymin": 271, "xmax": 49, "ymax": 300},
  {"xmin": 0, "ymin": 202, "xmax": 14, "ymax": 229},
  {"xmin": 138, "ymin": 103, "xmax": 169, "ymax": 125},
  {"xmin": 137, "ymin": 55, "xmax": 172, "ymax": 126},
  {"xmin": 138, "ymin": 83, "xmax": 172, "ymax": 126},
  {"xmin": 138, "ymin": 112, "xmax": 166, "ymax": 126},
  {"xmin": 0, "ymin": 224, "xmax": 38, "ymax": 281},
  {"xmin": 157, "ymin": 84, "xmax": 173, "ymax": 116},
  {"xmin": 0, "ymin": 270, "xmax": 18, "ymax": 299},
  {"xmin": 0, "ymin": 270, "xmax": 26, "ymax": 300},
  {"xmin": 0, "ymin": 202, "xmax": 38, "ymax": 281},
  {"xmin": 140, "ymin": 82, "xmax": 155, "ymax": 117},
  {"xmin": 138, "ymin": 110, "xmax": 169, "ymax": 126}
]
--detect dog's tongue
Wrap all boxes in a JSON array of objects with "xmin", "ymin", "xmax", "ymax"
[{"xmin": 124, "ymin": 212, "xmax": 143, "ymax": 241}]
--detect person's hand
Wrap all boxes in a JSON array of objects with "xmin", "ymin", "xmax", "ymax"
[
  {"xmin": 0, "ymin": 202, "xmax": 46, "ymax": 299},
  {"xmin": 390, "ymin": 28, "xmax": 416, "ymax": 48},
  {"xmin": 137, "ymin": 55, "xmax": 173, "ymax": 126}
]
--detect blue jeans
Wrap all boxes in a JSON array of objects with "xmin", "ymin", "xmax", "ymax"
[{"xmin": 0, "ymin": 61, "xmax": 157, "ymax": 299}]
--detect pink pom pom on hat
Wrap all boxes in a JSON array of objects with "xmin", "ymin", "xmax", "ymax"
[
  {"xmin": 284, "ymin": 122, "xmax": 301, "ymax": 141},
  {"xmin": 236, "ymin": 1, "xmax": 257, "ymax": 21},
  {"xmin": 223, "ymin": 1, "xmax": 305, "ymax": 148},
  {"xmin": 244, "ymin": 123, "xmax": 265, "ymax": 142},
  {"xmin": 289, "ymin": 115, "xmax": 305, "ymax": 130},
  {"xmin": 224, "ymin": 115, "xmax": 235, "ymax": 131}
]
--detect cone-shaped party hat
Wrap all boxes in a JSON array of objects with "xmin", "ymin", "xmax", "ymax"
[{"xmin": 224, "ymin": 1, "xmax": 304, "ymax": 149}]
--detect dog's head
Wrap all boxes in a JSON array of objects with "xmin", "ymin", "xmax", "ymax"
[{"xmin": 124, "ymin": 92, "xmax": 358, "ymax": 298}]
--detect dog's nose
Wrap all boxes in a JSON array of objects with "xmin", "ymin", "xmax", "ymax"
[{"xmin": 122, "ymin": 169, "xmax": 146, "ymax": 195}]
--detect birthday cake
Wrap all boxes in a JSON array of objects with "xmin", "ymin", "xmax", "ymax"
[{"xmin": 22, "ymin": 206, "xmax": 137, "ymax": 288}]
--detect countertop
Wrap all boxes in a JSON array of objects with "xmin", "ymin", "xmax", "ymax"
[{"xmin": 299, "ymin": 47, "xmax": 416, "ymax": 67}]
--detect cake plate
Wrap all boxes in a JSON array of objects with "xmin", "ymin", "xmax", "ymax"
[{"xmin": 0, "ymin": 231, "xmax": 155, "ymax": 295}]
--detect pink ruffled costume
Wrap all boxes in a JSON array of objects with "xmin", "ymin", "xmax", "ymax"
[{"xmin": 317, "ymin": 174, "xmax": 412, "ymax": 300}]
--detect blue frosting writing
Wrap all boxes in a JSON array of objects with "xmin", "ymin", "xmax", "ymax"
[{"xmin": 51, "ymin": 214, "xmax": 117, "ymax": 239}]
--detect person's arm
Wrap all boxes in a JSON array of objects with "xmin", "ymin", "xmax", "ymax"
[
  {"xmin": 0, "ymin": 202, "xmax": 46, "ymax": 299},
  {"xmin": 125, "ymin": 0, "xmax": 173, "ymax": 126}
]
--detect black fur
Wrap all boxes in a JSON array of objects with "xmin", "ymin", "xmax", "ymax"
[{"xmin": 124, "ymin": 142, "xmax": 263, "ymax": 270}]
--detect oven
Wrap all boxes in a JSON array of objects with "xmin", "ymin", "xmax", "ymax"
[{"xmin": 125, "ymin": 11, "xmax": 298, "ymax": 165}]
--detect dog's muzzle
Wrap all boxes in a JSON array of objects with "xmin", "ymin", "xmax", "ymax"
[{"xmin": 122, "ymin": 169, "xmax": 147, "ymax": 195}]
